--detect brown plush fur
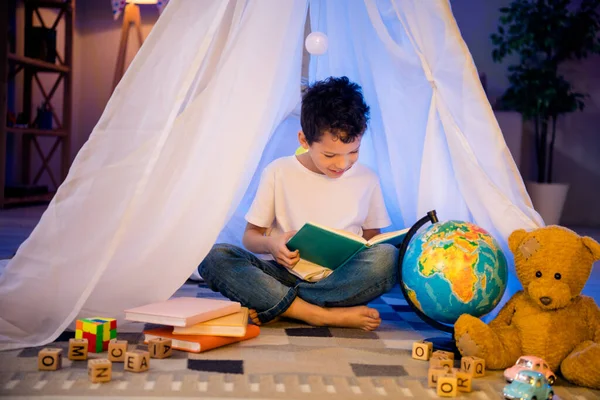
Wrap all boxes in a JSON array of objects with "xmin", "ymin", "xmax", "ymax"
[{"xmin": 454, "ymin": 226, "xmax": 600, "ymax": 389}]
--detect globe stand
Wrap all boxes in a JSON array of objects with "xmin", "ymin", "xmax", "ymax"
[
  {"xmin": 396, "ymin": 210, "xmax": 462, "ymax": 358},
  {"xmin": 425, "ymin": 336, "xmax": 461, "ymax": 359}
]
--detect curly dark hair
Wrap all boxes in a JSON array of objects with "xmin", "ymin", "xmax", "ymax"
[{"xmin": 300, "ymin": 76, "xmax": 370, "ymax": 145}]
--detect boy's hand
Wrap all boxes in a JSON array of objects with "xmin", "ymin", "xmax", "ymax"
[{"xmin": 269, "ymin": 231, "xmax": 300, "ymax": 269}]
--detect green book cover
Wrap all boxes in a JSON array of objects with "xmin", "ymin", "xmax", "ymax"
[{"xmin": 286, "ymin": 223, "xmax": 409, "ymax": 271}]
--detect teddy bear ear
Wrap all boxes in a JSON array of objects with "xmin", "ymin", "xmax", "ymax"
[
  {"xmin": 582, "ymin": 236, "xmax": 600, "ymax": 262},
  {"xmin": 508, "ymin": 229, "xmax": 528, "ymax": 254}
]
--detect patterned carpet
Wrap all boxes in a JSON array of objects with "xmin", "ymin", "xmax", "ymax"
[{"xmin": 1, "ymin": 282, "xmax": 599, "ymax": 399}]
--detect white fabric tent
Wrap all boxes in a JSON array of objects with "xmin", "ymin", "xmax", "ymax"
[{"xmin": 0, "ymin": 0, "xmax": 543, "ymax": 350}]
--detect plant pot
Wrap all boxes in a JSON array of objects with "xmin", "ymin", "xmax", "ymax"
[{"xmin": 525, "ymin": 181, "xmax": 569, "ymax": 225}]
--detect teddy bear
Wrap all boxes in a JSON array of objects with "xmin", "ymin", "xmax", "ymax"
[{"xmin": 454, "ymin": 225, "xmax": 600, "ymax": 389}]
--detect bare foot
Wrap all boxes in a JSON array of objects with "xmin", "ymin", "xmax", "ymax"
[
  {"xmin": 249, "ymin": 309, "xmax": 280, "ymax": 326},
  {"xmin": 282, "ymin": 297, "xmax": 382, "ymax": 331},
  {"xmin": 319, "ymin": 306, "xmax": 381, "ymax": 331}
]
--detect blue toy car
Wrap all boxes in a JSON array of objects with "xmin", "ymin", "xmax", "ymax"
[{"xmin": 503, "ymin": 370, "xmax": 554, "ymax": 400}]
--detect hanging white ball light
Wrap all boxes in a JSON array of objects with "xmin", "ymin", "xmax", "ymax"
[{"xmin": 305, "ymin": 32, "xmax": 329, "ymax": 55}]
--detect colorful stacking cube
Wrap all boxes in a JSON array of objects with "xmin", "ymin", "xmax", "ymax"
[{"xmin": 75, "ymin": 317, "xmax": 117, "ymax": 353}]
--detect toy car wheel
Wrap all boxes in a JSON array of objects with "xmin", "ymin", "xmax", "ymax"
[{"xmin": 547, "ymin": 376, "xmax": 555, "ymax": 385}]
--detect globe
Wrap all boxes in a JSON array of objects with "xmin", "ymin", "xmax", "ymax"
[{"xmin": 401, "ymin": 220, "xmax": 508, "ymax": 325}]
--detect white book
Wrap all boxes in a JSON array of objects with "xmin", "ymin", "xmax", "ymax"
[{"xmin": 124, "ymin": 297, "xmax": 241, "ymax": 327}]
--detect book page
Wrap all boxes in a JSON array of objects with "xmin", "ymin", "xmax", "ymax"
[
  {"xmin": 288, "ymin": 259, "xmax": 334, "ymax": 282},
  {"xmin": 367, "ymin": 227, "xmax": 409, "ymax": 246},
  {"xmin": 307, "ymin": 222, "xmax": 367, "ymax": 244}
]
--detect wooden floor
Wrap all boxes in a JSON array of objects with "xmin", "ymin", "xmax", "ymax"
[{"xmin": 1, "ymin": 204, "xmax": 599, "ymax": 304}]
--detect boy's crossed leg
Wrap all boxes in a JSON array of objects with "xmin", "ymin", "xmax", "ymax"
[
  {"xmin": 200, "ymin": 243, "xmax": 397, "ymax": 331},
  {"xmin": 249, "ymin": 298, "xmax": 381, "ymax": 331}
]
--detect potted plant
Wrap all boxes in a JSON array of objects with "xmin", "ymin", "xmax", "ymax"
[{"xmin": 491, "ymin": 0, "xmax": 600, "ymax": 224}]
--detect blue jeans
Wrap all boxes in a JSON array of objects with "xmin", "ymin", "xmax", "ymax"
[{"xmin": 198, "ymin": 243, "xmax": 398, "ymax": 323}]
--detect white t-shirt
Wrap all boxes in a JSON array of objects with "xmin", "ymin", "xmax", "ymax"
[{"xmin": 245, "ymin": 155, "xmax": 391, "ymax": 246}]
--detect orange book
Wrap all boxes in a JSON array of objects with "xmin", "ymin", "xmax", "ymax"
[
  {"xmin": 143, "ymin": 324, "xmax": 260, "ymax": 353},
  {"xmin": 124, "ymin": 297, "xmax": 241, "ymax": 327},
  {"xmin": 172, "ymin": 307, "xmax": 249, "ymax": 337}
]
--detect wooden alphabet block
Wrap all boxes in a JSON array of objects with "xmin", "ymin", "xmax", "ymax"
[
  {"xmin": 108, "ymin": 339, "xmax": 128, "ymax": 362},
  {"xmin": 38, "ymin": 348, "xmax": 63, "ymax": 371},
  {"xmin": 88, "ymin": 359, "xmax": 112, "ymax": 383},
  {"xmin": 68, "ymin": 338, "xmax": 88, "ymax": 360},
  {"xmin": 412, "ymin": 340, "xmax": 433, "ymax": 360},
  {"xmin": 428, "ymin": 366, "xmax": 452, "ymax": 388},
  {"xmin": 124, "ymin": 350, "xmax": 150, "ymax": 372},
  {"xmin": 430, "ymin": 354, "xmax": 453, "ymax": 370},
  {"xmin": 461, "ymin": 356, "xmax": 485, "ymax": 377},
  {"xmin": 432, "ymin": 350, "xmax": 455, "ymax": 360},
  {"xmin": 437, "ymin": 373, "xmax": 458, "ymax": 397},
  {"xmin": 148, "ymin": 338, "xmax": 172, "ymax": 359},
  {"xmin": 452, "ymin": 368, "xmax": 472, "ymax": 392}
]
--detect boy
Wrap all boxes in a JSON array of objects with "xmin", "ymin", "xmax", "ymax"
[{"xmin": 199, "ymin": 76, "xmax": 398, "ymax": 331}]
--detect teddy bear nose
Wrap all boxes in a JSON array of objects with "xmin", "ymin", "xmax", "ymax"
[{"xmin": 540, "ymin": 297, "xmax": 552, "ymax": 305}]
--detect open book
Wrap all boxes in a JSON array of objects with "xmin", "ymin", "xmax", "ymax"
[{"xmin": 285, "ymin": 223, "xmax": 409, "ymax": 282}]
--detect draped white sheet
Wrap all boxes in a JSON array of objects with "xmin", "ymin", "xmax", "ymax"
[
  {"xmin": 304, "ymin": 0, "xmax": 543, "ymax": 315},
  {"xmin": 0, "ymin": 0, "xmax": 542, "ymax": 350}
]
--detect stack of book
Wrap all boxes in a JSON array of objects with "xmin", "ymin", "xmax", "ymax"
[{"xmin": 124, "ymin": 297, "xmax": 259, "ymax": 353}]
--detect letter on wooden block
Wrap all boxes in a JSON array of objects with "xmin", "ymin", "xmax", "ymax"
[
  {"xmin": 68, "ymin": 338, "xmax": 88, "ymax": 360},
  {"xmin": 108, "ymin": 339, "xmax": 128, "ymax": 362},
  {"xmin": 412, "ymin": 340, "xmax": 433, "ymax": 360},
  {"xmin": 430, "ymin": 354, "xmax": 453, "ymax": 370},
  {"xmin": 124, "ymin": 350, "xmax": 150, "ymax": 372},
  {"xmin": 452, "ymin": 368, "xmax": 472, "ymax": 392},
  {"xmin": 148, "ymin": 338, "xmax": 172, "ymax": 359},
  {"xmin": 461, "ymin": 356, "xmax": 485, "ymax": 378},
  {"xmin": 437, "ymin": 373, "xmax": 458, "ymax": 397},
  {"xmin": 88, "ymin": 359, "xmax": 112, "ymax": 383},
  {"xmin": 432, "ymin": 350, "xmax": 455, "ymax": 360},
  {"xmin": 428, "ymin": 366, "xmax": 451, "ymax": 388},
  {"xmin": 38, "ymin": 348, "xmax": 63, "ymax": 371}
]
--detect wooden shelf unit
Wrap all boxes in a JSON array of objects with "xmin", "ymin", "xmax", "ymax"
[
  {"xmin": 3, "ymin": 191, "xmax": 55, "ymax": 206},
  {"xmin": 5, "ymin": 126, "xmax": 68, "ymax": 137},
  {"xmin": 8, "ymin": 52, "xmax": 71, "ymax": 73},
  {"xmin": 0, "ymin": 0, "xmax": 74, "ymax": 208}
]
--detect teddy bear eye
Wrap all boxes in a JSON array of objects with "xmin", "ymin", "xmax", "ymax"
[
  {"xmin": 554, "ymin": 273, "xmax": 561, "ymax": 280},
  {"xmin": 535, "ymin": 271, "xmax": 542, "ymax": 278}
]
